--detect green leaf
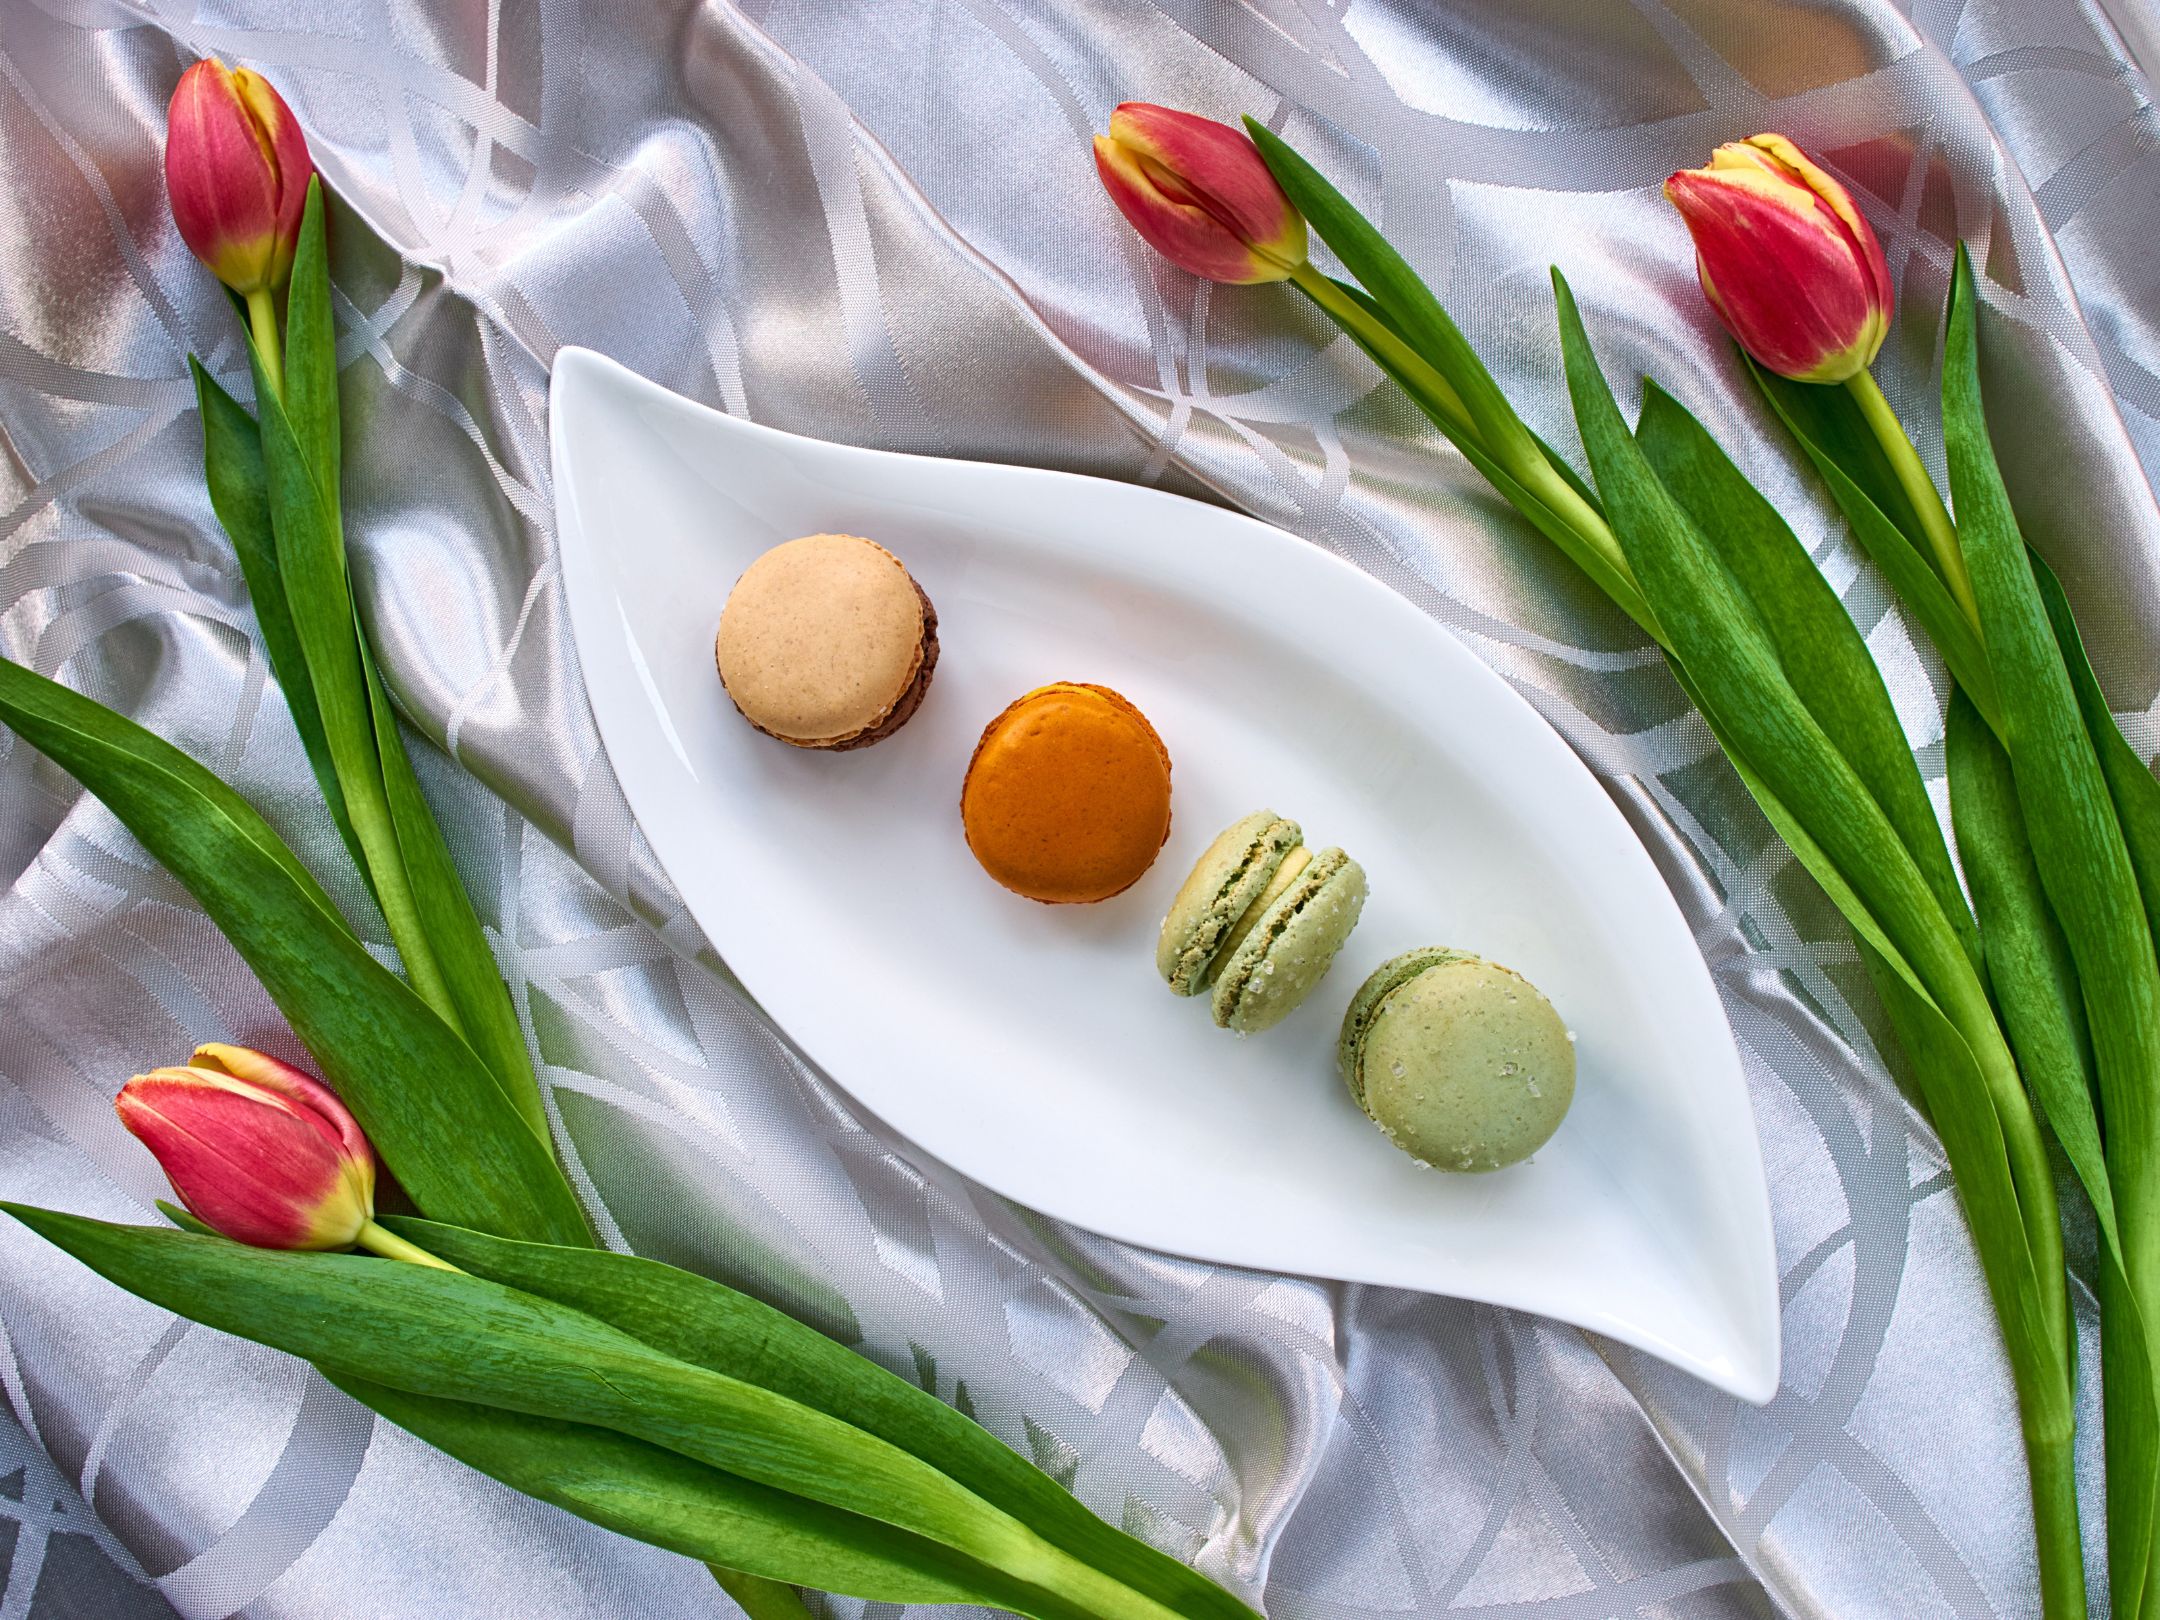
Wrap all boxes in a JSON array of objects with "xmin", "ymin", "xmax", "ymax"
[
  {"xmin": 1245, "ymin": 119, "xmax": 1541, "ymax": 479},
  {"xmin": 190, "ymin": 358, "xmax": 367, "ymax": 881},
  {"xmin": 1948, "ymin": 695, "xmax": 2111, "ymax": 1241},
  {"xmin": 1693, "ymin": 687, "xmax": 2085, "ymax": 1611},
  {"xmin": 328, "ymin": 1376, "xmax": 1017, "ymax": 1608},
  {"xmin": 1747, "ymin": 364, "xmax": 1931, "ymax": 559},
  {"xmin": 359, "ymin": 638, "xmax": 549, "ymax": 1142},
  {"xmin": 244, "ymin": 318, "xmax": 457, "ymax": 1027},
  {"xmin": 1946, "ymin": 688, "xmax": 2157, "ymax": 1617},
  {"xmin": 2031, "ymin": 548, "xmax": 2160, "ymax": 963},
  {"xmin": 1745, "ymin": 358, "xmax": 2001, "ymax": 733},
  {"xmin": 1945, "ymin": 243, "xmax": 2160, "ymax": 1616},
  {"xmin": 1326, "ymin": 276, "xmax": 1606, "ymax": 518},
  {"xmin": 4, "ymin": 1212, "xmax": 1184, "ymax": 1620},
  {"xmin": 0, "ymin": 662, "xmax": 589, "ymax": 1248},
  {"xmin": 378, "ymin": 1220, "xmax": 1261, "ymax": 1620},
  {"xmin": 283, "ymin": 179, "xmax": 341, "ymax": 518},
  {"xmin": 1635, "ymin": 382, "xmax": 1978, "ymax": 971},
  {"xmin": 1551, "ymin": 279, "xmax": 2076, "ymax": 1560},
  {"xmin": 1554, "ymin": 272, "xmax": 1984, "ymax": 1065}
]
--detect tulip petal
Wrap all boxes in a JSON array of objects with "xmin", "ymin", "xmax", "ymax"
[
  {"xmin": 163, "ymin": 58, "xmax": 313, "ymax": 296},
  {"xmin": 1665, "ymin": 158, "xmax": 1887, "ymax": 383},
  {"xmin": 231, "ymin": 67, "xmax": 314, "ymax": 288},
  {"xmin": 1093, "ymin": 135, "xmax": 1278, "ymax": 284},
  {"xmin": 1092, "ymin": 105, "xmax": 1306, "ymax": 285},
  {"xmin": 193, "ymin": 1042, "xmax": 371, "ymax": 1166},
  {"xmin": 115, "ymin": 1055, "xmax": 372, "ymax": 1251},
  {"xmin": 1107, "ymin": 104, "xmax": 1306, "ymax": 274}
]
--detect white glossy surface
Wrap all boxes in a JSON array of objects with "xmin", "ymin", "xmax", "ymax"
[{"xmin": 550, "ymin": 347, "xmax": 1781, "ymax": 1403}]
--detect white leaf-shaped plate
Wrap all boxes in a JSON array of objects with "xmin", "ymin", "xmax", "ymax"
[{"xmin": 550, "ymin": 347, "xmax": 1780, "ymax": 1402}]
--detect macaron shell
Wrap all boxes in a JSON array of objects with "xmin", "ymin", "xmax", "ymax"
[
  {"xmin": 1155, "ymin": 812, "xmax": 1301, "ymax": 993},
  {"xmin": 716, "ymin": 534, "xmax": 930, "ymax": 746},
  {"xmin": 1337, "ymin": 946, "xmax": 1475, "ymax": 1108},
  {"xmin": 1210, "ymin": 849, "xmax": 1368, "ymax": 1033},
  {"xmin": 1353, "ymin": 957, "xmax": 1575, "ymax": 1171},
  {"xmin": 960, "ymin": 683, "xmax": 1173, "ymax": 904}
]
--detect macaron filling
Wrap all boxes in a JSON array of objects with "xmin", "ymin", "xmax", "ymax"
[
  {"xmin": 1209, "ymin": 847, "xmax": 1366, "ymax": 1033},
  {"xmin": 1156, "ymin": 812, "xmax": 1302, "ymax": 994}
]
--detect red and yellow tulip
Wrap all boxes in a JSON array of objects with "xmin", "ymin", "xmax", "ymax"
[
  {"xmin": 163, "ymin": 58, "xmax": 314, "ymax": 298},
  {"xmin": 1663, "ymin": 134, "xmax": 1891, "ymax": 384},
  {"xmin": 1092, "ymin": 103, "xmax": 1307, "ymax": 285},
  {"xmin": 115, "ymin": 1044, "xmax": 374, "ymax": 1251}
]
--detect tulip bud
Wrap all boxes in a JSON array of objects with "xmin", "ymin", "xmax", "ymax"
[
  {"xmin": 164, "ymin": 58, "xmax": 315, "ymax": 298},
  {"xmin": 1093, "ymin": 103, "xmax": 1307, "ymax": 285},
  {"xmin": 1663, "ymin": 134, "xmax": 1892, "ymax": 384},
  {"xmin": 115, "ymin": 1044, "xmax": 374, "ymax": 1251}
]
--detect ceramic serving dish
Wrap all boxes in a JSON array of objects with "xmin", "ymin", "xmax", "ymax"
[{"xmin": 550, "ymin": 346, "xmax": 1780, "ymax": 1402}]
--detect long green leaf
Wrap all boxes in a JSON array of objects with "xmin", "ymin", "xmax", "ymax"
[
  {"xmin": 358, "ymin": 638, "xmax": 549, "ymax": 1141},
  {"xmin": 190, "ymin": 358, "xmax": 367, "ymax": 880},
  {"xmin": 250, "ymin": 183, "xmax": 546, "ymax": 1139},
  {"xmin": 2032, "ymin": 549, "xmax": 2160, "ymax": 959},
  {"xmin": 1635, "ymin": 382, "xmax": 1978, "ymax": 970},
  {"xmin": 244, "ymin": 301, "xmax": 456, "ymax": 1026},
  {"xmin": 327, "ymin": 1376, "xmax": 1022, "ymax": 1608},
  {"xmin": 1245, "ymin": 119, "xmax": 1540, "ymax": 477},
  {"xmin": 1945, "ymin": 243, "xmax": 2160, "ymax": 1617},
  {"xmin": 1948, "ymin": 695, "xmax": 2111, "ymax": 1241},
  {"xmin": 283, "ymin": 179, "xmax": 342, "ymax": 521},
  {"xmin": 0, "ymin": 663, "xmax": 588, "ymax": 1248},
  {"xmin": 379, "ymin": 1219, "xmax": 1261, "ymax": 1620},
  {"xmin": 7, "ymin": 1212, "xmax": 1184, "ymax": 1620},
  {"xmin": 1747, "ymin": 363, "xmax": 1931, "ymax": 560},
  {"xmin": 1552, "ymin": 272, "xmax": 1996, "ymax": 1106},
  {"xmin": 1682, "ymin": 668, "xmax": 2083, "ymax": 1611},
  {"xmin": 1680, "ymin": 672, "xmax": 2069, "ymax": 1428},
  {"xmin": 1746, "ymin": 359, "xmax": 2001, "ymax": 733},
  {"xmin": 1553, "ymin": 284, "xmax": 2082, "ymax": 1611},
  {"xmin": 1946, "ymin": 689, "xmax": 2157, "ymax": 1614},
  {"xmin": 1328, "ymin": 276, "xmax": 1607, "ymax": 518}
]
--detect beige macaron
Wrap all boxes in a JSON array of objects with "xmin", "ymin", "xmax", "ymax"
[{"xmin": 715, "ymin": 534, "xmax": 939, "ymax": 750}]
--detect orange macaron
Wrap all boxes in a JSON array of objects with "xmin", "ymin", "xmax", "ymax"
[{"xmin": 960, "ymin": 683, "xmax": 1172, "ymax": 904}]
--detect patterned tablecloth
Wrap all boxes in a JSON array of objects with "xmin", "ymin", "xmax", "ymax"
[{"xmin": 4, "ymin": 1, "xmax": 2159, "ymax": 1615}]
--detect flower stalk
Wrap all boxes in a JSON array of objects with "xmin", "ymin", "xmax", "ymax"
[
  {"xmin": 247, "ymin": 287, "xmax": 283, "ymax": 397},
  {"xmin": 355, "ymin": 1219, "xmax": 461, "ymax": 1271},
  {"xmin": 1842, "ymin": 368, "xmax": 1980, "ymax": 628}
]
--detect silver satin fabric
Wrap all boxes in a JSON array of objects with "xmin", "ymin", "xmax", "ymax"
[{"xmin": 1, "ymin": 0, "xmax": 2156, "ymax": 1615}]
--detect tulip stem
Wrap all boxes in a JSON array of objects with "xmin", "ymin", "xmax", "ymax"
[
  {"xmin": 1286, "ymin": 262, "xmax": 1663, "ymax": 646},
  {"xmin": 246, "ymin": 289, "xmax": 284, "ymax": 398},
  {"xmin": 1845, "ymin": 368, "xmax": 1980, "ymax": 631},
  {"xmin": 356, "ymin": 1219, "xmax": 461, "ymax": 1272},
  {"xmin": 1289, "ymin": 263, "xmax": 1477, "ymax": 441}
]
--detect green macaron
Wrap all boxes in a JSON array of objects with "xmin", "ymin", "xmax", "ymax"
[
  {"xmin": 1338, "ymin": 948, "xmax": 1575, "ymax": 1171},
  {"xmin": 1156, "ymin": 810, "xmax": 1368, "ymax": 1033},
  {"xmin": 1209, "ymin": 845, "xmax": 1367, "ymax": 1033},
  {"xmin": 1155, "ymin": 811, "xmax": 1304, "ymax": 995}
]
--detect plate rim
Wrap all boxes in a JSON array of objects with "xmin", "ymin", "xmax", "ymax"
[{"xmin": 548, "ymin": 344, "xmax": 1782, "ymax": 1403}]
